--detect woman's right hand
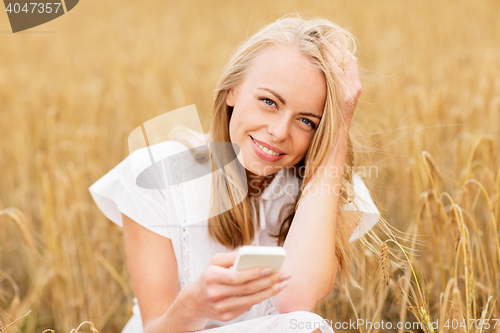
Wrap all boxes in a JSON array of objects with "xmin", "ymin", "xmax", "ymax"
[
  {"xmin": 325, "ymin": 40, "xmax": 362, "ymax": 132},
  {"xmin": 181, "ymin": 252, "xmax": 291, "ymax": 323}
]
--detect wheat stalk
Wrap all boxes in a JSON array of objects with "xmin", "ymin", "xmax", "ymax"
[{"xmin": 381, "ymin": 241, "xmax": 390, "ymax": 285}]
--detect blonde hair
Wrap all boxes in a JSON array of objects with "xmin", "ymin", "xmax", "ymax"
[{"xmin": 204, "ymin": 13, "xmax": 362, "ymax": 285}]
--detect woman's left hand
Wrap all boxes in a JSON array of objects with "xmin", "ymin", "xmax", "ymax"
[{"xmin": 325, "ymin": 41, "xmax": 362, "ymax": 131}]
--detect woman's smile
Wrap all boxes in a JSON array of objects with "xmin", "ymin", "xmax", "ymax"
[{"xmin": 249, "ymin": 135, "xmax": 287, "ymax": 162}]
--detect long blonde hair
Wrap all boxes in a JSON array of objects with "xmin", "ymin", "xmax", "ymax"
[{"xmin": 204, "ymin": 14, "xmax": 361, "ymax": 285}]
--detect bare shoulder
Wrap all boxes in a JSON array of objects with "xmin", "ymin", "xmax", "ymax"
[{"xmin": 121, "ymin": 213, "xmax": 179, "ymax": 330}]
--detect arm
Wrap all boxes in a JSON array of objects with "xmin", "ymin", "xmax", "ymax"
[
  {"xmin": 273, "ymin": 44, "xmax": 362, "ymax": 314},
  {"xmin": 122, "ymin": 213, "xmax": 206, "ymax": 333},
  {"xmin": 122, "ymin": 213, "xmax": 288, "ymax": 332},
  {"xmin": 273, "ymin": 126, "xmax": 350, "ymax": 313}
]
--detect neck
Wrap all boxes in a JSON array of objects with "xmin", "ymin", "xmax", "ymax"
[{"xmin": 246, "ymin": 169, "xmax": 276, "ymax": 197}]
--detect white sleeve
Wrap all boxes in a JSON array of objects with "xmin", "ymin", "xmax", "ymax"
[
  {"xmin": 88, "ymin": 141, "xmax": 187, "ymax": 239},
  {"xmin": 343, "ymin": 173, "xmax": 381, "ymax": 243}
]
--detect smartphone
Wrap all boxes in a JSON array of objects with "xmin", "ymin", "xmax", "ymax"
[{"xmin": 230, "ymin": 246, "xmax": 286, "ymax": 272}]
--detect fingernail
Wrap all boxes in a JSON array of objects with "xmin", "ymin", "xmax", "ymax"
[
  {"xmin": 280, "ymin": 273, "xmax": 291, "ymax": 281},
  {"xmin": 280, "ymin": 282, "xmax": 288, "ymax": 291},
  {"xmin": 261, "ymin": 268, "xmax": 273, "ymax": 276}
]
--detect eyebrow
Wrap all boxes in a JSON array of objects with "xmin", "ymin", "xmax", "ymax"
[
  {"xmin": 258, "ymin": 87, "xmax": 287, "ymax": 105},
  {"xmin": 257, "ymin": 87, "xmax": 322, "ymax": 119}
]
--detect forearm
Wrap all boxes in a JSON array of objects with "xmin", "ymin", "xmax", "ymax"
[
  {"xmin": 274, "ymin": 126, "xmax": 349, "ymax": 312},
  {"xmin": 144, "ymin": 287, "xmax": 209, "ymax": 333}
]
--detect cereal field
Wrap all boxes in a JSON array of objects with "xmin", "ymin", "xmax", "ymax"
[{"xmin": 1, "ymin": 0, "xmax": 499, "ymax": 332}]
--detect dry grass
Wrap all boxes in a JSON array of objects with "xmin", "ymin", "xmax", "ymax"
[{"xmin": 1, "ymin": 0, "xmax": 499, "ymax": 332}]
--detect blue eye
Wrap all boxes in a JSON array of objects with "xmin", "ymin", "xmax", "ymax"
[
  {"xmin": 300, "ymin": 118, "xmax": 316, "ymax": 129},
  {"xmin": 261, "ymin": 98, "xmax": 276, "ymax": 107}
]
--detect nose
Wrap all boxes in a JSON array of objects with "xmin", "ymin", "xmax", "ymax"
[{"xmin": 268, "ymin": 114, "xmax": 291, "ymax": 142}]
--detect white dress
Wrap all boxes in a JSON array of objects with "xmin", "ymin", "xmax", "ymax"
[{"xmin": 88, "ymin": 140, "xmax": 381, "ymax": 333}]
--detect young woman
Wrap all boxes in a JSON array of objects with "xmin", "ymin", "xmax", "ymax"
[{"xmin": 89, "ymin": 14, "xmax": 381, "ymax": 333}]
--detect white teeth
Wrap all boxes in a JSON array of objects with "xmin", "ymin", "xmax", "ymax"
[{"xmin": 252, "ymin": 137, "xmax": 281, "ymax": 156}]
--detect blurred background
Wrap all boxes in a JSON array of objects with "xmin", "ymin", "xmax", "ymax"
[{"xmin": 1, "ymin": 0, "xmax": 499, "ymax": 332}]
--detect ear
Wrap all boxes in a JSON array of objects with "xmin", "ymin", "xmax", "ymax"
[{"xmin": 226, "ymin": 89, "xmax": 235, "ymax": 107}]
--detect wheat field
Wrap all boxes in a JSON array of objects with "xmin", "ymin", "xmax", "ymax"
[{"xmin": 1, "ymin": 0, "xmax": 499, "ymax": 332}]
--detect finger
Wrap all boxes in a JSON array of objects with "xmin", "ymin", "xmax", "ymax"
[
  {"xmin": 208, "ymin": 252, "xmax": 238, "ymax": 268},
  {"xmin": 218, "ymin": 271, "xmax": 289, "ymax": 299},
  {"xmin": 329, "ymin": 58, "xmax": 344, "ymax": 77},
  {"xmin": 331, "ymin": 40, "xmax": 357, "ymax": 63},
  {"xmin": 328, "ymin": 40, "xmax": 344, "ymax": 61},
  {"xmin": 215, "ymin": 280, "xmax": 286, "ymax": 313},
  {"xmin": 215, "ymin": 304, "xmax": 254, "ymax": 322},
  {"xmin": 342, "ymin": 57, "xmax": 361, "ymax": 94},
  {"xmin": 236, "ymin": 271, "xmax": 289, "ymax": 297},
  {"xmin": 328, "ymin": 41, "xmax": 359, "ymax": 80},
  {"xmin": 325, "ymin": 42, "xmax": 344, "ymax": 76},
  {"xmin": 342, "ymin": 54, "xmax": 359, "ymax": 75},
  {"xmin": 329, "ymin": 41, "xmax": 350, "ymax": 66},
  {"xmin": 216, "ymin": 265, "xmax": 274, "ymax": 285}
]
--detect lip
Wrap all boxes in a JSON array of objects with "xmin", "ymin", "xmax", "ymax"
[
  {"xmin": 249, "ymin": 136, "xmax": 286, "ymax": 162},
  {"xmin": 250, "ymin": 135, "xmax": 286, "ymax": 154}
]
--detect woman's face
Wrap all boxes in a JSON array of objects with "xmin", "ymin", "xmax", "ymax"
[{"xmin": 227, "ymin": 45, "xmax": 327, "ymax": 177}]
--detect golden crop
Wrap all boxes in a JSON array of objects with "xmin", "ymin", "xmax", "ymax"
[{"xmin": 1, "ymin": 0, "xmax": 499, "ymax": 332}]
